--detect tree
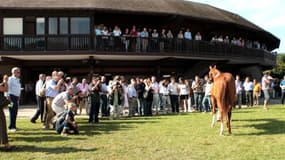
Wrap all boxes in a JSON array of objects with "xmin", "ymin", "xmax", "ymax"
[{"xmin": 271, "ymin": 54, "xmax": 285, "ymax": 78}]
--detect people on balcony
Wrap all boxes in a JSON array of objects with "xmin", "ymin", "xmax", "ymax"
[
  {"xmin": 3, "ymin": 22, "xmax": 270, "ymax": 53},
  {"xmin": 177, "ymin": 30, "xmax": 184, "ymax": 51},
  {"xmin": 151, "ymin": 29, "xmax": 159, "ymax": 51},
  {"xmin": 160, "ymin": 29, "xmax": 167, "ymax": 52},
  {"xmin": 122, "ymin": 28, "xmax": 130, "ymax": 52},
  {"xmin": 113, "ymin": 26, "xmax": 122, "ymax": 51},
  {"xmin": 194, "ymin": 32, "xmax": 202, "ymax": 41},
  {"xmin": 184, "ymin": 28, "xmax": 192, "ymax": 51},
  {"xmin": 141, "ymin": 28, "xmax": 149, "ymax": 52}
]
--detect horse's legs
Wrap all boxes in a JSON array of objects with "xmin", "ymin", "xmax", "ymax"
[
  {"xmin": 220, "ymin": 112, "xmax": 224, "ymax": 136},
  {"xmin": 227, "ymin": 109, "xmax": 232, "ymax": 134},
  {"xmin": 211, "ymin": 98, "xmax": 217, "ymax": 127},
  {"xmin": 211, "ymin": 113, "xmax": 216, "ymax": 127}
]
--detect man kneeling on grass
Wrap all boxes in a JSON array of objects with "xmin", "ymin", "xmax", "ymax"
[{"xmin": 55, "ymin": 103, "xmax": 79, "ymax": 136}]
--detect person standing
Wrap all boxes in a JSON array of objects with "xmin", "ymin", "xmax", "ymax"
[
  {"xmin": 280, "ymin": 76, "xmax": 285, "ymax": 104},
  {"xmin": 109, "ymin": 76, "xmax": 123, "ymax": 119},
  {"xmin": 151, "ymin": 76, "xmax": 160, "ymax": 115},
  {"xmin": 192, "ymin": 76, "xmax": 203, "ymax": 112},
  {"xmin": 178, "ymin": 77, "xmax": 190, "ymax": 112},
  {"xmin": 202, "ymin": 78, "xmax": 213, "ymax": 112},
  {"xmin": 127, "ymin": 78, "xmax": 138, "ymax": 117},
  {"xmin": 262, "ymin": 72, "xmax": 272, "ymax": 110},
  {"xmin": 253, "ymin": 79, "xmax": 262, "ymax": 105},
  {"xmin": 243, "ymin": 77, "xmax": 254, "ymax": 107},
  {"xmin": 144, "ymin": 78, "xmax": 153, "ymax": 116},
  {"xmin": 168, "ymin": 77, "xmax": 179, "ymax": 113},
  {"xmin": 77, "ymin": 78, "xmax": 89, "ymax": 115},
  {"xmin": 7, "ymin": 67, "xmax": 22, "ymax": 132},
  {"xmin": 235, "ymin": 75, "xmax": 243, "ymax": 109},
  {"xmin": 45, "ymin": 71, "xmax": 64, "ymax": 129},
  {"xmin": 31, "ymin": 74, "xmax": 46, "ymax": 123},
  {"xmin": 135, "ymin": 78, "xmax": 145, "ymax": 116},
  {"xmin": 89, "ymin": 77, "xmax": 101, "ymax": 123},
  {"xmin": 100, "ymin": 76, "xmax": 109, "ymax": 117},
  {"xmin": 0, "ymin": 75, "xmax": 14, "ymax": 150}
]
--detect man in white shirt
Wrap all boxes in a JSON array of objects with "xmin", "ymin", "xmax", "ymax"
[
  {"xmin": 151, "ymin": 76, "xmax": 160, "ymax": 114},
  {"xmin": 52, "ymin": 86, "xmax": 75, "ymax": 115},
  {"xmin": 243, "ymin": 77, "xmax": 254, "ymax": 107},
  {"xmin": 7, "ymin": 67, "xmax": 22, "ymax": 132},
  {"xmin": 31, "ymin": 74, "xmax": 46, "ymax": 123},
  {"xmin": 159, "ymin": 79, "xmax": 171, "ymax": 113},
  {"xmin": 127, "ymin": 78, "xmax": 138, "ymax": 116}
]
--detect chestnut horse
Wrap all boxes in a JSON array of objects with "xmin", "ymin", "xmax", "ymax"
[{"xmin": 209, "ymin": 66, "xmax": 235, "ymax": 135}]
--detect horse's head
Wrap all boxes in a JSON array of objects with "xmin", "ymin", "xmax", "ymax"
[{"xmin": 209, "ymin": 65, "xmax": 221, "ymax": 80}]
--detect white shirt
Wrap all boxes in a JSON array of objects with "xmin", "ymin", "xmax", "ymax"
[
  {"xmin": 178, "ymin": 84, "xmax": 188, "ymax": 95},
  {"xmin": 113, "ymin": 29, "xmax": 122, "ymax": 37},
  {"xmin": 52, "ymin": 91, "xmax": 69, "ymax": 107},
  {"xmin": 127, "ymin": 85, "xmax": 137, "ymax": 98},
  {"xmin": 168, "ymin": 82, "xmax": 179, "ymax": 95},
  {"xmin": 262, "ymin": 76, "xmax": 271, "ymax": 90},
  {"xmin": 35, "ymin": 79, "xmax": 44, "ymax": 96},
  {"xmin": 8, "ymin": 76, "xmax": 21, "ymax": 97},
  {"xmin": 243, "ymin": 81, "xmax": 254, "ymax": 91},
  {"xmin": 100, "ymin": 83, "xmax": 108, "ymax": 95},
  {"xmin": 159, "ymin": 84, "xmax": 169, "ymax": 95},
  {"xmin": 204, "ymin": 82, "xmax": 213, "ymax": 96},
  {"xmin": 151, "ymin": 82, "xmax": 159, "ymax": 94}
]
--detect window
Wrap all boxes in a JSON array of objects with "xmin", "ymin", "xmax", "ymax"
[
  {"xmin": 36, "ymin": 18, "xmax": 45, "ymax": 35},
  {"xmin": 60, "ymin": 17, "xmax": 68, "ymax": 34},
  {"xmin": 70, "ymin": 17, "xmax": 90, "ymax": 34},
  {"xmin": 49, "ymin": 17, "xmax": 58, "ymax": 35},
  {"xmin": 3, "ymin": 18, "xmax": 23, "ymax": 35}
]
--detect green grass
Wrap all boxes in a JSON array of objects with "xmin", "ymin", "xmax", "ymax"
[{"xmin": 1, "ymin": 105, "xmax": 285, "ymax": 160}]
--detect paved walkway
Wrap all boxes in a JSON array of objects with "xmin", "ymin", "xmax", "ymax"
[
  {"xmin": 3, "ymin": 104, "xmax": 89, "ymax": 119},
  {"xmin": 3, "ymin": 98, "xmax": 282, "ymax": 119}
]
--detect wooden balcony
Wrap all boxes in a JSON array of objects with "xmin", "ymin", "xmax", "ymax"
[{"xmin": 0, "ymin": 35, "xmax": 276, "ymax": 66}]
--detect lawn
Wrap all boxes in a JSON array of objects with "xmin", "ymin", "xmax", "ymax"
[{"xmin": 1, "ymin": 105, "xmax": 285, "ymax": 160}]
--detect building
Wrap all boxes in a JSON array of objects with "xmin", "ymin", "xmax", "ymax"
[{"xmin": 0, "ymin": 0, "xmax": 280, "ymax": 82}]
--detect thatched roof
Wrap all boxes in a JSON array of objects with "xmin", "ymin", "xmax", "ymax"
[{"xmin": 0, "ymin": 0, "xmax": 280, "ymax": 49}]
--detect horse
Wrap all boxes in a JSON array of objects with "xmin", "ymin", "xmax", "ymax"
[{"xmin": 209, "ymin": 66, "xmax": 236, "ymax": 135}]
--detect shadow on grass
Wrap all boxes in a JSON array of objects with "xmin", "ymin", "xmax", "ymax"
[
  {"xmin": 11, "ymin": 145, "xmax": 96, "ymax": 154},
  {"xmin": 78, "ymin": 119, "xmax": 159, "ymax": 136},
  {"xmin": 234, "ymin": 118, "xmax": 285, "ymax": 136},
  {"xmin": 13, "ymin": 135, "xmax": 86, "ymax": 142}
]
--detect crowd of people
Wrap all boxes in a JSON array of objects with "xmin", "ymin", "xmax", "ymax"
[
  {"xmin": 0, "ymin": 66, "xmax": 284, "ymax": 151},
  {"xmin": 93, "ymin": 25, "xmax": 268, "ymax": 52}
]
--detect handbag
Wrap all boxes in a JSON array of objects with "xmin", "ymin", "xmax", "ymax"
[
  {"xmin": 39, "ymin": 83, "xmax": 46, "ymax": 97},
  {"xmin": 0, "ymin": 94, "xmax": 10, "ymax": 108}
]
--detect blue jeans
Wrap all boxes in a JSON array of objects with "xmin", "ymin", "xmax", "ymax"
[
  {"xmin": 202, "ymin": 95, "xmax": 211, "ymax": 112},
  {"xmin": 56, "ymin": 120, "xmax": 78, "ymax": 134},
  {"xmin": 8, "ymin": 94, "xmax": 19, "ymax": 129},
  {"xmin": 194, "ymin": 93, "xmax": 203, "ymax": 111}
]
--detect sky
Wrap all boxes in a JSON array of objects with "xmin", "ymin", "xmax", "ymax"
[{"xmin": 188, "ymin": 0, "xmax": 285, "ymax": 53}]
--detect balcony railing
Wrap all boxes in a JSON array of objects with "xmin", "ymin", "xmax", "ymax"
[{"xmin": 0, "ymin": 35, "xmax": 276, "ymax": 65}]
